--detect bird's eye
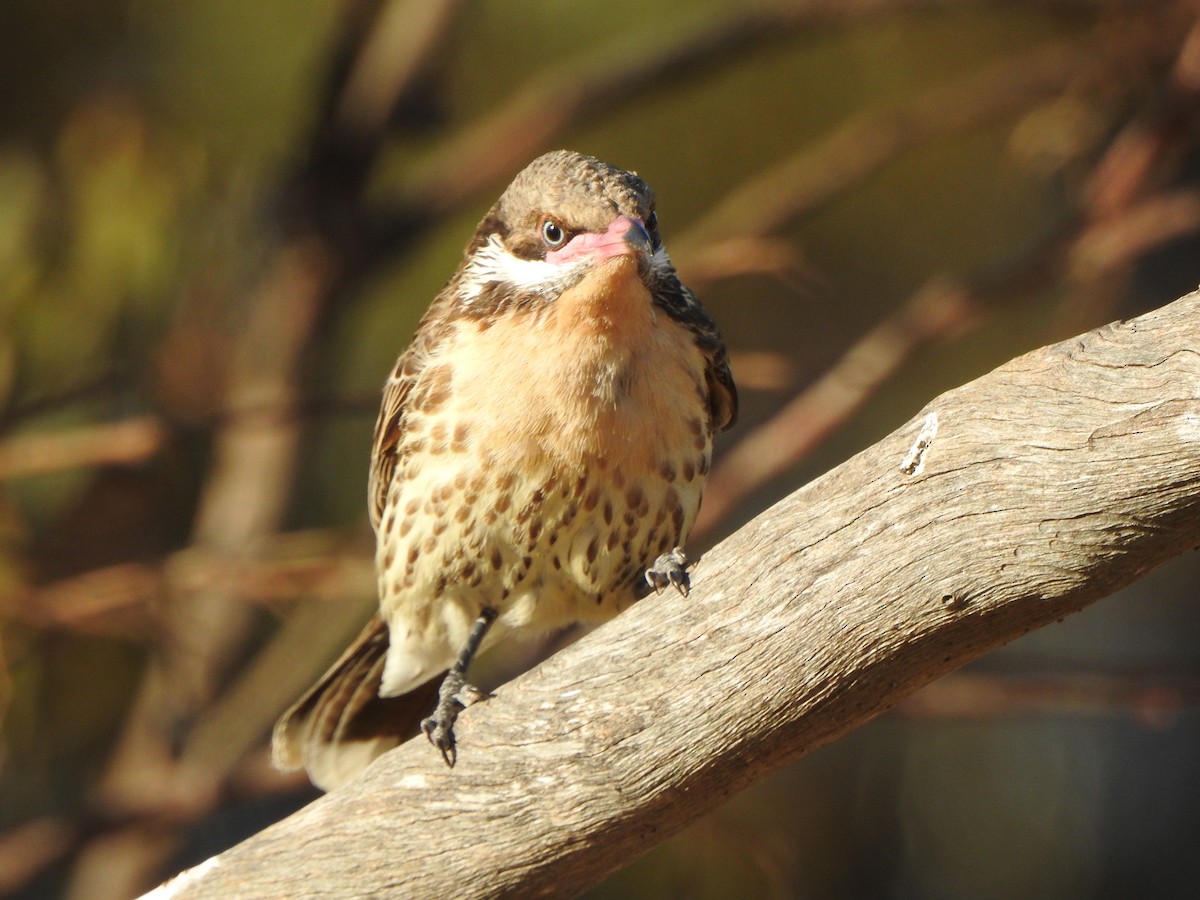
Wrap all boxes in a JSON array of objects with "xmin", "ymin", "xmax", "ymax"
[{"xmin": 541, "ymin": 218, "xmax": 566, "ymax": 248}]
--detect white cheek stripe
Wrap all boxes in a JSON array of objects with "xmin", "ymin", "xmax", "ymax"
[
  {"xmin": 460, "ymin": 234, "xmax": 581, "ymax": 303},
  {"xmin": 458, "ymin": 234, "xmax": 677, "ymax": 305}
]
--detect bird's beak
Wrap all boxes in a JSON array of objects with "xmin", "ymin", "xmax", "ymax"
[{"xmin": 546, "ymin": 215, "xmax": 652, "ymax": 265}]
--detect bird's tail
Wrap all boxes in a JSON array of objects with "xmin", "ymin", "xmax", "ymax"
[{"xmin": 272, "ymin": 614, "xmax": 440, "ymax": 791}]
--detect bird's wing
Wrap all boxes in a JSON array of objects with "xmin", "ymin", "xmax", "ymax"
[
  {"xmin": 656, "ymin": 280, "xmax": 738, "ymax": 433},
  {"xmin": 366, "ymin": 292, "xmax": 457, "ymax": 530},
  {"xmin": 367, "ymin": 359, "xmax": 415, "ymax": 530}
]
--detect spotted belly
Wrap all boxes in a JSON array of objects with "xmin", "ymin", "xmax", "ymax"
[{"xmin": 374, "ymin": 436, "xmax": 709, "ymax": 698}]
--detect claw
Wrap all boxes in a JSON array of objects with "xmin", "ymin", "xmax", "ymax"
[
  {"xmin": 420, "ymin": 713, "xmax": 457, "ymax": 767},
  {"xmin": 421, "ymin": 669, "xmax": 493, "ymax": 767},
  {"xmin": 645, "ymin": 547, "xmax": 692, "ymax": 596}
]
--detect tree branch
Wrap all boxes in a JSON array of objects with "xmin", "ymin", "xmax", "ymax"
[{"xmin": 156, "ymin": 290, "xmax": 1200, "ymax": 898}]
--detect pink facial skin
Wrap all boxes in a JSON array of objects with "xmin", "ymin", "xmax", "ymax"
[{"xmin": 545, "ymin": 215, "xmax": 652, "ymax": 265}]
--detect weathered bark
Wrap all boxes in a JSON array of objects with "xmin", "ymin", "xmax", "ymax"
[{"xmin": 156, "ymin": 291, "xmax": 1200, "ymax": 899}]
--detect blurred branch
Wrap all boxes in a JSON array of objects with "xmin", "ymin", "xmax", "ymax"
[
  {"xmin": 178, "ymin": 590, "xmax": 374, "ymax": 783},
  {"xmin": 896, "ymin": 670, "xmax": 1200, "ymax": 727},
  {"xmin": 674, "ymin": 15, "xmax": 1172, "ymax": 256},
  {"xmin": 0, "ymin": 416, "xmax": 165, "ymax": 481},
  {"xmin": 390, "ymin": 2, "xmax": 820, "ymax": 218},
  {"xmin": 0, "ymin": 371, "xmax": 128, "ymax": 435},
  {"xmin": 376, "ymin": 0, "xmax": 1169, "ymax": 240},
  {"xmin": 93, "ymin": 242, "xmax": 338, "ymax": 850},
  {"xmin": 1086, "ymin": 4, "xmax": 1200, "ymax": 219},
  {"xmin": 87, "ymin": 12, "xmax": 472, "ymax": 887},
  {"xmin": 1172, "ymin": 8, "xmax": 1200, "ymax": 90},
  {"xmin": 675, "ymin": 237, "xmax": 810, "ymax": 292},
  {"xmin": 329, "ymin": 0, "xmax": 465, "ymax": 145},
  {"xmin": 1082, "ymin": 115, "xmax": 1183, "ymax": 221},
  {"xmin": 1070, "ymin": 187, "xmax": 1200, "ymax": 278},
  {"xmin": 4, "ymin": 563, "xmax": 164, "ymax": 637},
  {"xmin": 2, "ymin": 531, "xmax": 372, "ymax": 638},
  {"xmin": 0, "ymin": 819, "xmax": 80, "ymax": 897},
  {"xmin": 152, "ymin": 289, "xmax": 1200, "ymax": 899},
  {"xmin": 724, "ymin": 350, "xmax": 802, "ymax": 393},
  {"xmin": 0, "ymin": 394, "xmax": 385, "ymax": 484},
  {"xmin": 1057, "ymin": 5, "xmax": 1200, "ymax": 328}
]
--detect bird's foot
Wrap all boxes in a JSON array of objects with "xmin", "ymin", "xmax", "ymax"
[
  {"xmin": 421, "ymin": 669, "xmax": 492, "ymax": 767},
  {"xmin": 645, "ymin": 547, "xmax": 692, "ymax": 596}
]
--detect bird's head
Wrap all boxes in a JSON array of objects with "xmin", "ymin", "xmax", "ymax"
[{"xmin": 454, "ymin": 150, "xmax": 675, "ymax": 312}]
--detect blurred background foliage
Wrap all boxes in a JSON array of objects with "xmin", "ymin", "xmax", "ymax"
[{"xmin": 1, "ymin": 1, "xmax": 1199, "ymax": 897}]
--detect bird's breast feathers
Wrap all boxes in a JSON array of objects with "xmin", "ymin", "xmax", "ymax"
[{"xmin": 438, "ymin": 255, "xmax": 709, "ymax": 472}]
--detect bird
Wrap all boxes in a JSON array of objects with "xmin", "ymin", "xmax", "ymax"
[{"xmin": 272, "ymin": 149, "xmax": 737, "ymax": 790}]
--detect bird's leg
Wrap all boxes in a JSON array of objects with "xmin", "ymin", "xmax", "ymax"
[
  {"xmin": 645, "ymin": 547, "xmax": 692, "ymax": 596},
  {"xmin": 421, "ymin": 607, "xmax": 498, "ymax": 767}
]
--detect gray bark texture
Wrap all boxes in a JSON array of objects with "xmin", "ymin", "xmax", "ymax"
[{"xmin": 157, "ymin": 290, "xmax": 1200, "ymax": 899}]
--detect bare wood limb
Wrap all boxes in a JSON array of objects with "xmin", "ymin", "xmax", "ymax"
[{"xmin": 158, "ymin": 292, "xmax": 1200, "ymax": 898}]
